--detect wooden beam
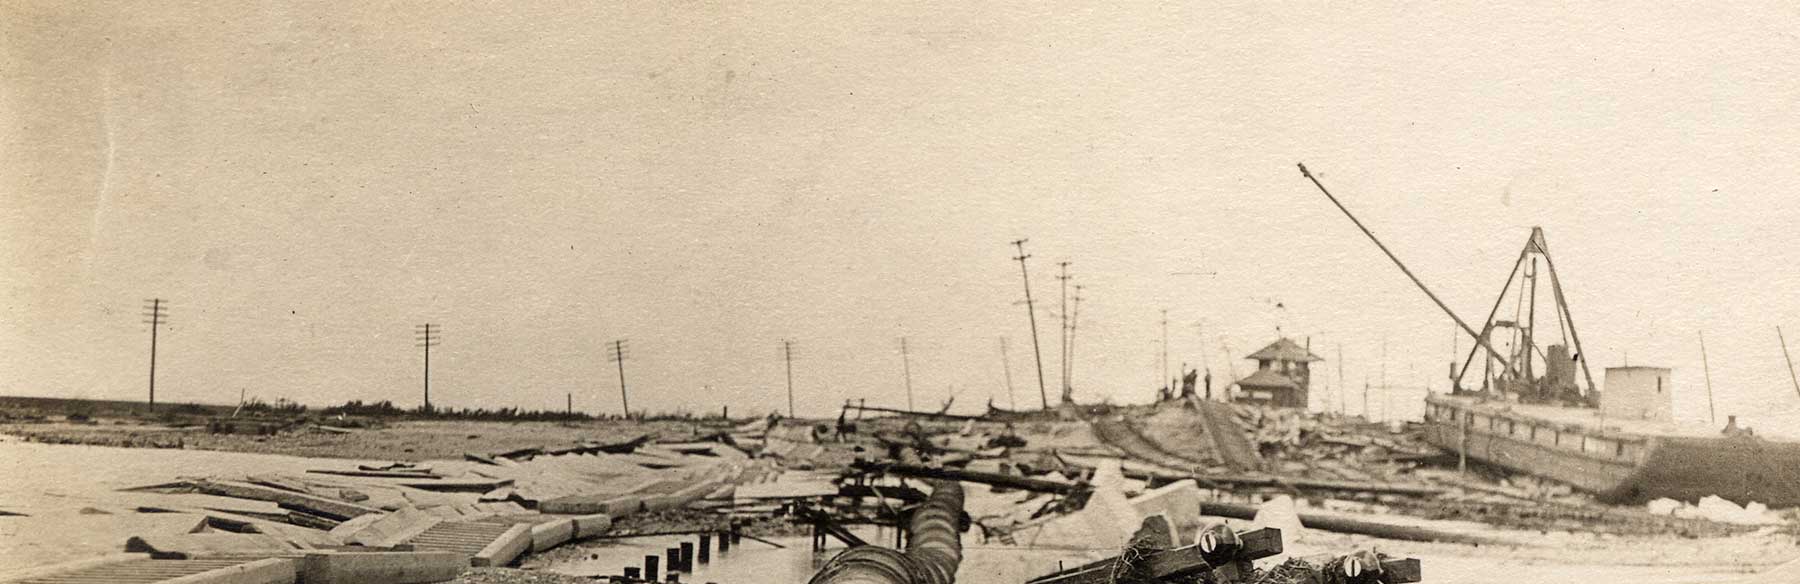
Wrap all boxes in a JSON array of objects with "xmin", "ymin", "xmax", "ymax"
[{"xmin": 852, "ymin": 460, "xmax": 1088, "ymax": 495}]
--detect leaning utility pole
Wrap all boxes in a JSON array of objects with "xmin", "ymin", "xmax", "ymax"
[
  {"xmin": 142, "ymin": 299, "xmax": 169, "ymax": 412},
  {"xmin": 1699, "ymin": 331, "xmax": 1716, "ymax": 426},
  {"xmin": 414, "ymin": 323, "xmax": 440, "ymax": 411},
  {"xmin": 1011, "ymin": 239, "xmax": 1049, "ymax": 409},
  {"xmin": 1056, "ymin": 261, "xmax": 1072, "ymax": 397},
  {"xmin": 609, "ymin": 339, "xmax": 630, "ymax": 417},
  {"xmin": 1780, "ymin": 327, "xmax": 1800, "ymax": 400},
  {"xmin": 783, "ymin": 340, "xmax": 796, "ymax": 418},
  {"xmin": 900, "ymin": 337, "xmax": 915, "ymax": 411}
]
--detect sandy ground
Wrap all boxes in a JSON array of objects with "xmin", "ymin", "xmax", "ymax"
[{"xmin": 5, "ymin": 412, "xmax": 1798, "ymax": 583}]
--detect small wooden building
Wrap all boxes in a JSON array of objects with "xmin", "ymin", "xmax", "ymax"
[{"xmin": 1232, "ymin": 338, "xmax": 1323, "ymax": 408}]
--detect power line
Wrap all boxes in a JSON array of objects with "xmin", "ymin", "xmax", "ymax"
[
  {"xmin": 1011, "ymin": 239, "xmax": 1049, "ymax": 410},
  {"xmin": 414, "ymin": 323, "xmax": 441, "ymax": 411},
  {"xmin": 142, "ymin": 299, "xmax": 169, "ymax": 412}
]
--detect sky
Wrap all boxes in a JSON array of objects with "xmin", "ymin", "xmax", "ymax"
[{"xmin": 4, "ymin": 2, "xmax": 1800, "ymax": 433}]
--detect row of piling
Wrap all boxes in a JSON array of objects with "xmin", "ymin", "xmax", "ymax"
[{"xmin": 622, "ymin": 526, "xmax": 742, "ymax": 583}]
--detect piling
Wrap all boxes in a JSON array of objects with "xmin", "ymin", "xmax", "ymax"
[
  {"xmin": 717, "ymin": 531, "xmax": 730, "ymax": 553},
  {"xmin": 666, "ymin": 547, "xmax": 682, "ymax": 573},
  {"xmin": 624, "ymin": 567, "xmax": 640, "ymax": 580},
  {"xmin": 644, "ymin": 555, "xmax": 659, "ymax": 582},
  {"xmin": 698, "ymin": 534, "xmax": 712, "ymax": 564},
  {"xmin": 680, "ymin": 542, "xmax": 695, "ymax": 570}
]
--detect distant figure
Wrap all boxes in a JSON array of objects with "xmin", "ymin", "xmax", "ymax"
[{"xmin": 1722, "ymin": 415, "xmax": 1756, "ymax": 437}]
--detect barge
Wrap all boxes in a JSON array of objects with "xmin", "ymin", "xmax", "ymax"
[{"xmin": 1422, "ymin": 389, "xmax": 1800, "ymax": 506}]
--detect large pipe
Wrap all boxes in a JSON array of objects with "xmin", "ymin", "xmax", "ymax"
[{"xmin": 808, "ymin": 481, "xmax": 965, "ymax": 584}]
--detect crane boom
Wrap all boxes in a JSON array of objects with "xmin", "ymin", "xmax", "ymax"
[{"xmin": 1297, "ymin": 162, "xmax": 1516, "ymax": 375}]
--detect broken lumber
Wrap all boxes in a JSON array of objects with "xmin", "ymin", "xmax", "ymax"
[
  {"xmin": 393, "ymin": 478, "xmax": 513, "ymax": 493},
  {"xmin": 839, "ymin": 403, "xmax": 987, "ymax": 421},
  {"xmin": 1198, "ymin": 501, "xmax": 1511, "ymax": 546},
  {"xmin": 191, "ymin": 480, "xmax": 381, "ymax": 521},
  {"xmin": 123, "ymin": 533, "xmax": 301, "ymax": 559},
  {"xmin": 852, "ymin": 460, "xmax": 1087, "ymax": 495},
  {"xmin": 1124, "ymin": 466, "xmax": 1447, "ymax": 498},
  {"xmin": 306, "ymin": 469, "xmax": 441, "ymax": 479}
]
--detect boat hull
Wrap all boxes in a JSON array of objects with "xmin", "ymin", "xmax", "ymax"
[{"xmin": 1423, "ymin": 396, "xmax": 1800, "ymax": 507}]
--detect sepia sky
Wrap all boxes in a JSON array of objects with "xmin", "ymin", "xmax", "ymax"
[{"xmin": 5, "ymin": 2, "xmax": 1800, "ymax": 432}]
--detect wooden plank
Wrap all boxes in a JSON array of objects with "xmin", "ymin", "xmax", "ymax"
[
  {"xmin": 305, "ymin": 470, "xmax": 441, "ymax": 479},
  {"xmin": 394, "ymin": 478, "xmax": 513, "ymax": 493},
  {"xmin": 191, "ymin": 481, "xmax": 379, "ymax": 522},
  {"xmin": 123, "ymin": 534, "xmax": 301, "ymax": 560},
  {"xmin": 854, "ymin": 460, "xmax": 1087, "ymax": 495}
]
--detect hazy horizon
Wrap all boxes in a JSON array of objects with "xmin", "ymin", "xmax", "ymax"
[{"xmin": 6, "ymin": 3, "xmax": 1800, "ymax": 435}]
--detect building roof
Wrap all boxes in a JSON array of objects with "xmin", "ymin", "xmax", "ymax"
[
  {"xmin": 1233, "ymin": 369, "xmax": 1300, "ymax": 390},
  {"xmin": 1245, "ymin": 338, "xmax": 1324, "ymax": 362}
]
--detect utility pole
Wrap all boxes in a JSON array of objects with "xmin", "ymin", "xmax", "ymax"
[
  {"xmin": 1160, "ymin": 309, "xmax": 1171, "ymax": 395},
  {"xmin": 414, "ymin": 323, "xmax": 440, "ymax": 412},
  {"xmin": 1057, "ymin": 262, "xmax": 1072, "ymax": 398},
  {"xmin": 1066, "ymin": 285, "xmax": 1084, "ymax": 403},
  {"xmin": 783, "ymin": 340, "xmax": 796, "ymax": 418},
  {"xmin": 1011, "ymin": 239, "xmax": 1049, "ymax": 409},
  {"xmin": 1336, "ymin": 344, "xmax": 1346, "ymax": 416},
  {"xmin": 1780, "ymin": 327, "xmax": 1800, "ymax": 400},
  {"xmin": 1380, "ymin": 337, "xmax": 1388, "ymax": 422},
  {"xmin": 1363, "ymin": 376, "xmax": 1371, "ymax": 420},
  {"xmin": 1700, "ymin": 331, "xmax": 1716, "ymax": 426},
  {"xmin": 998, "ymin": 337, "xmax": 1017, "ymax": 410},
  {"xmin": 900, "ymin": 337, "xmax": 914, "ymax": 411},
  {"xmin": 609, "ymin": 339, "xmax": 629, "ymax": 418},
  {"xmin": 142, "ymin": 299, "xmax": 169, "ymax": 412}
]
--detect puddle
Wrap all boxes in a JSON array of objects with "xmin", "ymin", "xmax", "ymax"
[{"xmin": 530, "ymin": 528, "xmax": 899, "ymax": 583}]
